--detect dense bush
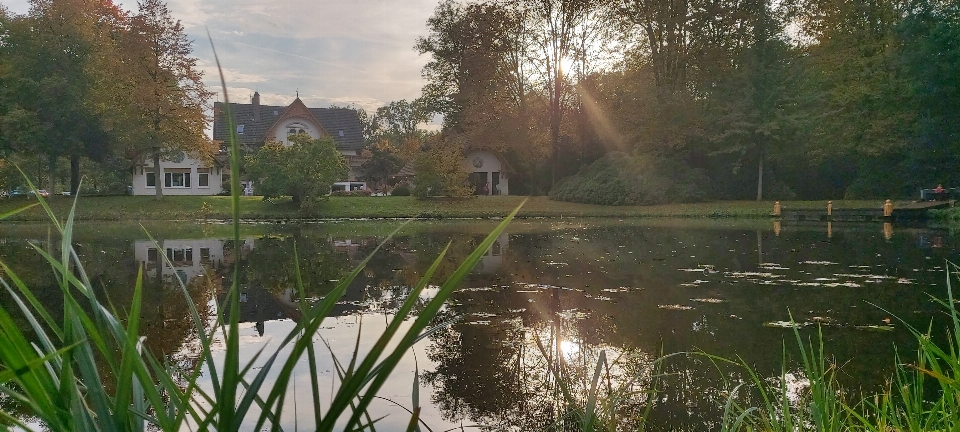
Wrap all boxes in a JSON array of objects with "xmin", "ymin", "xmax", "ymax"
[
  {"xmin": 411, "ymin": 137, "xmax": 471, "ymax": 199},
  {"xmin": 330, "ymin": 189, "xmax": 373, "ymax": 197},
  {"xmin": 391, "ymin": 184, "xmax": 411, "ymax": 196},
  {"xmin": 245, "ymin": 135, "xmax": 347, "ymax": 209},
  {"xmin": 549, "ymin": 152, "xmax": 710, "ymax": 206}
]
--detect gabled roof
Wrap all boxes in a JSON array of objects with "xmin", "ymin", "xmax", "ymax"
[{"xmin": 212, "ymin": 100, "xmax": 365, "ymax": 151}]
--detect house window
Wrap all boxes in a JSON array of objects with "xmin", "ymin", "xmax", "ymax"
[
  {"xmin": 199, "ymin": 247, "xmax": 211, "ymax": 264},
  {"xmin": 165, "ymin": 170, "xmax": 191, "ymax": 188},
  {"xmin": 237, "ymin": 124, "xmax": 245, "ymax": 134},
  {"xmin": 197, "ymin": 168, "xmax": 210, "ymax": 188},
  {"xmin": 146, "ymin": 172, "xmax": 156, "ymax": 187},
  {"xmin": 166, "ymin": 247, "xmax": 193, "ymax": 264},
  {"xmin": 147, "ymin": 248, "xmax": 158, "ymax": 263}
]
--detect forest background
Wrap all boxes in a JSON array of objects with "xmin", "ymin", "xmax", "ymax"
[
  {"xmin": 367, "ymin": 0, "xmax": 960, "ymax": 204},
  {"xmin": 2, "ymin": 0, "xmax": 959, "ymax": 205}
]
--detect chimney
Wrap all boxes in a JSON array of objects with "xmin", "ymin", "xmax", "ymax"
[{"xmin": 252, "ymin": 91, "xmax": 261, "ymax": 121}]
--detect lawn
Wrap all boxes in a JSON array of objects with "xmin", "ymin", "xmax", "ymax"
[{"xmin": 0, "ymin": 195, "xmax": 891, "ymax": 222}]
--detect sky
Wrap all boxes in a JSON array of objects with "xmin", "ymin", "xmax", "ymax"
[{"xmin": 3, "ymin": 0, "xmax": 439, "ymax": 122}]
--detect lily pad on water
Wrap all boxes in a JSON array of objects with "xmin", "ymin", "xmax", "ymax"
[
  {"xmin": 763, "ymin": 321, "xmax": 810, "ymax": 329},
  {"xmin": 658, "ymin": 304, "xmax": 694, "ymax": 311},
  {"xmin": 854, "ymin": 325, "xmax": 895, "ymax": 332},
  {"xmin": 691, "ymin": 298, "xmax": 725, "ymax": 303},
  {"xmin": 601, "ymin": 287, "xmax": 632, "ymax": 293}
]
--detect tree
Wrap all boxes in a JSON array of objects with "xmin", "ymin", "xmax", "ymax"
[
  {"xmin": 358, "ymin": 143, "xmax": 404, "ymax": 191},
  {"xmin": 411, "ymin": 136, "xmax": 471, "ymax": 199},
  {"xmin": 416, "ymin": 1, "xmax": 555, "ymax": 193},
  {"xmin": 521, "ymin": 0, "xmax": 599, "ymax": 185},
  {"xmin": 124, "ymin": 0, "xmax": 212, "ymax": 200},
  {"xmin": 702, "ymin": 0, "xmax": 799, "ymax": 200},
  {"xmin": 245, "ymin": 134, "xmax": 348, "ymax": 210},
  {"xmin": 0, "ymin": 0, "xmax": 119, "ymax": 193}
]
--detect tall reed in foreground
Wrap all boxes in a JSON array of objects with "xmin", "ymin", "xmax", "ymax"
[
  {"xmin": 0, "ymin": 40, "xmax": 524, "ymax": 431},
  {"xmin": 710, "ymin": 261, "xmax": 960, "ymax": 432}
]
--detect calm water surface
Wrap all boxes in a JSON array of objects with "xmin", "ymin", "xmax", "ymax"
[{"xmin": 0, "ymin": 218, "xmax": 956, "ymax": 430}]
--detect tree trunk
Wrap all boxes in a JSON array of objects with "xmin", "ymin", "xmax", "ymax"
[
  {"xmin": 756, "ymin": 154, "xmax": 764, "ymax": 201},
  {"xmin": 154, "ymin": 150, "xmax": 163, "ymax": 200},
  {"xmin": 47, "ymin": 154, "xmax": 57, "ymax": 194},
  {"xmin": 70, "ymin": 155, "xmax": 80, "ymax": 195},
  {"xmin": 550, "ymin": 72, "xmax": 562, "ymax": 188}
]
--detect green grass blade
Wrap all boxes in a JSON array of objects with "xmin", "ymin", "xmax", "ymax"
[
  {"xmin": 0, "ymin": 202, "xmax": 37, "ymax": 220},
  {"xmin": 113, "ymin": 267, "xmax": 146, "ymax": 431},
  {"xmin": 341, "ymin": 201, "xmax": 524, "ymax": 430},
  {"xmin": 251, "ymin": 221, "xmax": 411, "ymax": 431},
  {"xmin": 293, "ymin": 242, "xmax": 323, "ymax": 423}
]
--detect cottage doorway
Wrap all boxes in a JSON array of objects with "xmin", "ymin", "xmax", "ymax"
[
  {"xmin": 491, "ymin": 172, "xmax": 501, "ymax": 195},
  {"xmin": 470, "ymin": 172, "xmax": 488, "ymax": 195}
]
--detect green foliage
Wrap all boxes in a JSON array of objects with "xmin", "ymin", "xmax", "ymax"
[
  {"xmin": 245, "ymin": 134, "xmax": 347, "ymax": 210},
  {"xmin": 709, "ymin": 262, "xmax": 960, "ymax": 432},
  {"xmin": 391, "ymin": 183, "xmax": 411, "ymax": 196},
  {"xmin": 549, "ymin": 152, "xmax": 709, "ymax": 206},
  {"xmin": 411, "ymin": 138, "xmax": 471, "ymax": 199},
  {"xmin": 358, "ymin": 144, "xmax": 403, "ymax": 189},
  {"xmin": 330, "ymin": 189, "xmax": 372, "ymax": 197}
]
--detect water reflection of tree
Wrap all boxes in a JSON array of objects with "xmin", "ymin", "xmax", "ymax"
[
  {"xmin": 424, "ymin": 287, "xmax": 656, "ymax": 430},
  {"xmin": 238, "ymin": 231, "xmax": 349, "ymax": 297},
  {"xmin": 0, "ymin": 236, "xmax": 218, "ymax": 394}
]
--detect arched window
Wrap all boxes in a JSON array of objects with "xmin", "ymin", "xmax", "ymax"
[{"xmin": 286, "ymin": 122, "xmax": 308, "ymax": 137}]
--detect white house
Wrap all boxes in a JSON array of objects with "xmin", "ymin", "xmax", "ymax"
[
  {"xmin": 465, "ymin": 148, "xmax": 509, "ymax": 195},
  {"xmin": 134, "ymin": 238, "xmax": 226, "ymax": 285},
  {"xmin": 211, "ymin": 93, "xmax": 368, "ymax": 193},
  {"xmin": 131, "ymin": 154, "xmax": 224, "ymax": 196}
]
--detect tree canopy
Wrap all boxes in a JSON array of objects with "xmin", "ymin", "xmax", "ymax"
[
  {"xmin": 0, "ymin": 0, "xmax": 211, "ymax": 196},
  {"xmin": 245, "ymin": 135, "xmax": 348, "ymax": 210},
  {"xmin": 414, "ymin": 0, "xmax": 960, "ymax": 201}
]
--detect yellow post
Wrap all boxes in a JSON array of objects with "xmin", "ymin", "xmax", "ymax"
[
  {"xmin": 883, "ymin": 199, "xmax": 893, "ymax": 217},
  {"xmin": 773, "ymin": 201, "xmax": 781, "ymax": 217},
  {"xmin": 827, "ymin": 221, "xmax": 833, "ymax": 239},
  {"xmin": 774, "ymin": 220, "xmax": 781, "ymax": 236},
  {"xmin": 827, "ymin": 200, "xmax": 833, "ymax": 217},
  {"xmin": 883, "ymin": 222, "xmax": 893, "ymax": 240}
]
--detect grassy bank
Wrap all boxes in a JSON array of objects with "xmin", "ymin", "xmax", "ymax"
[{"xmin": 0, "ymin": 195, "xmax": 889, "ymax": 221}]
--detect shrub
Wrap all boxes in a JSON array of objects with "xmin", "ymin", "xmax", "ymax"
[
  {"xmin": 411, "ymin": 137, "xmax": 471, "ymax": 199},
  {"xmin": 549, "ymin": 152, "xmax": 710, "ymax": 206},
  {"xmin": 330, "ymin": 189, "xmax": 373, "ymax": 197},
  {"xmin": 245, "ymin": 135, "xmax": 348, "ymax": 208},
  {"xmin": 391, "ymin": 184, "xmax": 411, "ymax": 196}
]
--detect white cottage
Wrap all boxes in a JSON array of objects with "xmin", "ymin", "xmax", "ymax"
[
  {"xmin": 465, "ymin": 148, "xmax": 509, "ymax": 195},
  {"xmin": 134, "ymin": 238, "xmax": 225, "ymax": 285},
  {"xmin": 131, "ymin": 154, "xmax": 224, "ymax": 196}
]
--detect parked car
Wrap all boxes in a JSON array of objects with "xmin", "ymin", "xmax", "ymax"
[{"xmin": 28, "ymin": 189, "xmax": 50, "ymax": 198}]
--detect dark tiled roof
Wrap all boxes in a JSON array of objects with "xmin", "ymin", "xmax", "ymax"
[
  {"xmin": 393, "ymin": 161, "xmax": 416, "ymax": 177},
  {"xmin": 212, "ymin": 101, "xmax": 365, "ymax": 151}
]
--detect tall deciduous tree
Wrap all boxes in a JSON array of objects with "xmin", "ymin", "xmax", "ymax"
[
  {"xmin": 125, "ymin": 0, "xmax": 212, "ymax": 200},
  {"xmin": 521, "ymin": 0, "xmax": 596, "ymax": 185},
  {"xmin": 0, "ymin": 0, "xmax": 119, "ymax": 193}
]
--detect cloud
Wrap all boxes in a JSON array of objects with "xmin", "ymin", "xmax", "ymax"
[
  {"xmin": 7, "ymin": 0, "xmax": 440, "ymax": 137},
  {"xmin": 181, "ymin": 0, "xmax": 437, "ymax": 136}
]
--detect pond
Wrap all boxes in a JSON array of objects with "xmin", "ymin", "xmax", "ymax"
[{"xmin": 0, "ymin": 218, "xmax": 956, "ymax": 430}]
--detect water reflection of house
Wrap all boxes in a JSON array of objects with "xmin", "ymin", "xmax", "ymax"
[
  {"xmin": 134, "ymin": 239, "xmax": 226, "ymax": 285},
  {"xmin": 473, "ymin": 234, "xmax": 509, "ymax": 275},
  {"xmin": 332, "ymin": 238, "xmax": 378, "ymax": 260}
]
